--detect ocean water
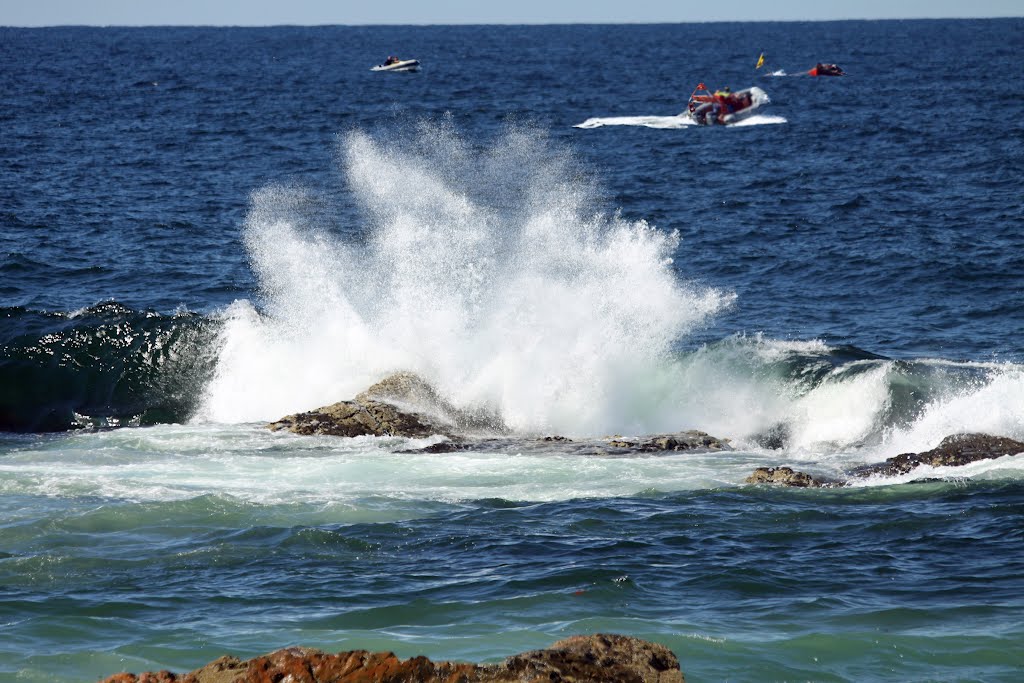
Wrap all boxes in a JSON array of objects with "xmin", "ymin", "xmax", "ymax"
[{"xmin": 1, "ymin": 19, "xmax": 1023, "ymax": 682}]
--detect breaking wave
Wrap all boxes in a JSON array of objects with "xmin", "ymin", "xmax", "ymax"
[
  {"xmin": 197, "ymin": 123, "xmax": 732, "ymax": 435},
  {"xmin": 189, "ymin": 122, "xmax": 1020, "ymax": 451}
]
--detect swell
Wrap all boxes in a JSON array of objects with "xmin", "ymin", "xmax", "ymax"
[{"xmin": 0, "ymin": 302, "xmax": 220, "ymax": 432}]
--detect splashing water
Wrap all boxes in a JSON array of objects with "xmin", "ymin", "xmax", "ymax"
[{"xmin": 198, "ymin": 124, "xmax": 733, "ymax": 435}]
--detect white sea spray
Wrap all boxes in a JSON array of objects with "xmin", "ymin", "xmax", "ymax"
[{"xmin": 197, "ymin": 123, "xmax": 732, "ymax": 436}]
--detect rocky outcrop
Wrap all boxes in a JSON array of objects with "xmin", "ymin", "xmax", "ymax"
[
  {"xmin": 605, "ymin": 430, "xmax": 730, "ymax": 452},
  {"xmin": 747, "ymin": 433, "xmax": 1024, "ymax": 487},
  {"xmin": 268, "ymin": 372, "xmax": 508, "ymax": 439},
  {"xmin": 745, "ymin": 466, "xmax": 838, "ymax": 488},
  {"xmin": 849, "ymin": 433, "xmax": 1024, "ymax": 478},
  {"xmin": 268, "ymin": 397, "xmax": 448, "ymax": 438},
  {"xmin": 269, "ymin": 374, "xmax": 732, "ymax": 453},
  {"xmin": 100, "ymin": 633, "xmax": 684, "ymax": 683}
]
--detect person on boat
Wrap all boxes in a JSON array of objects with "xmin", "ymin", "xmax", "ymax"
[
  {"xmin": 384, "ymin": 56, "xmax": 399, "ymax": 65},
  {"xmin": 810, "ymin": 63, "xmax": 845, "ymax": 76},
  {"xmin": 713, "ymin": 87, "xmax": 736, "ymax": 113}
]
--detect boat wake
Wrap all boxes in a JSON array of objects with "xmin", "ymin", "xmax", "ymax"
[
  {"xmin": 573, "ymin": 115, "xmax": 695, "ymax": 129},
  {"xmin": 730, "ymin": 114, "xmax": 787, "ymax": 126},
  {"xmin": 574, "ymin": 114, "xmax": 785, "ymax": 129}
]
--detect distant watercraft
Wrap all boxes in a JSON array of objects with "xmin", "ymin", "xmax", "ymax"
[
  {"xmin": 756, "ymin": 53, "xmax": 845, "ymax": 77},
  {"xmin": 686, "ymin": 83, "xmax": 770, "ymax": 125},
  {"xmin": 371, "ymin": 56, "xmax": 421, "ymax": 72},
  {"xmin": 808, "ymin": 63, "xmax": 845, "ymax": 76}
]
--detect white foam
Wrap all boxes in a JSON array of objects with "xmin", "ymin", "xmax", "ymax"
[
  {"xmin": 196, "ymin": 124, "xmax": 733, "ymax": 436},
  {"xmin": 573, "ymin": 115, "xmax": 695, "ymax": 129},
  {"xmin": 878, "ymin": 365, "xmax": 1024, "ymax": 457},
  {"xmin": 785, "ymin": 362, "xmax": 893, "ymax": 452},
  {"xmin": 731, "ymin": 114, "xmax": 788, "ymax": 126}
]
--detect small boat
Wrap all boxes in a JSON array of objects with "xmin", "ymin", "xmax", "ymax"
[
  {"xmin": 371, "ymin": 56, "xmax": 421, "ymax": 72},
  {"xmin": 809, "ymin": 63, "xmax": 845, "ymax": 76},
  {"xmin": 686, "ymin": 83, "xmax": 770, "ymax": 125}
]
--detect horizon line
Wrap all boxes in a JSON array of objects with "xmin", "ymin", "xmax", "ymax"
[{"xmin": 2, "ymin": 15, "xmax": 1020, "ymax": 28}]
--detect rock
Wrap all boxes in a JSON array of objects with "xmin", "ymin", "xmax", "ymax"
[
  {"xmin": 354, "ymin": 371, "xmax": 447, "ymax": 408},
  {"xmin": 605, "ymin": 430, "xmax": 731, "ymax": 452},
  {"xmin": 269, "ymin": 372, "xmax": 507, "ymax": 439},
  {"xmin": 850, "ymin": 433, "xmax": 1024, "ymax": 478},
  {"xmin": 748, "ymin": 433, "xmax": 1024, "ymax": 487},
  {"xmin": 500, "ymin": 633, "xmax": 683, "ymax": 683},
  {"xmin": 745, "ymin": 466, "xmax": 839, "ymax": 488},
  {"xmin": 752, "ymin": 423, "xmax": 789, "ymax": 450},
  {"xmin": 268, "ymin": 397, "xmax": 447, "ymax": 439},
  {"xmin": 399, "ymin": 440, "xmax": 475, "ymax": 454},
  {"xmin": 99, "ymin": 633, "xmax": 684, "ymax": 683}
]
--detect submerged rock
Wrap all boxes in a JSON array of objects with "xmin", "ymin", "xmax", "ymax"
[
  {"xmin": 393, "ymin": 431, "xmax": 732, "ymax": 457},
  {"xmin": 605, "ymin": 430, "xmax": 731, "ymax": 452},
  {"xmin": 100, "ymin": 633, "xmax": 685, "ymax": 683}
]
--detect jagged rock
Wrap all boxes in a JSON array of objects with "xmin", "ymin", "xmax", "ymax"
[
  {"xmin": 99, "ymin": 633, "xmax": 685, "ymax": 683},
  {"xmin": 268, "ymin": 397, "xmax": 447, "ymax": 438},
  {"xmin": 269, "ymin": 372, "xmax": 507, "ymax": 438},
  {"xmin": 849, "ymin": 433, "xmax": 1024, "ymax": 478},
  {"xmin": 501, "ymin": 633, "xmax": 683, "ymax": 683},
  {"xmin": 606, "ymin": 430, "xmax": 731, "ymax": 452},
  {"xmin": 745, "ymin": 466, "xmax": 839, "ymax": 488}
]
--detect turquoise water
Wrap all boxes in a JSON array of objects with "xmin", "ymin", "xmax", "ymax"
[{"xmin": 2, "ymin": 426, "xmax": 1023, "ymax": 681}]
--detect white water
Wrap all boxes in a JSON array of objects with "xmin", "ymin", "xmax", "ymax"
[
  {"xmin": 188, "ymin": 122, "xmax": 1024, "ymax": 477},
  {"xmin": 198, "ymin": 124, "xmax": 732, "ymax": 436},
  {"xmin": 574, "ymin": 115, "xmax": 695, "ymax": 129}
]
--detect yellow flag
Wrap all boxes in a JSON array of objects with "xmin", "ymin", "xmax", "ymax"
[{"xmin": 756, "ymin": 53, "xmax": 765, "ymax": 69}]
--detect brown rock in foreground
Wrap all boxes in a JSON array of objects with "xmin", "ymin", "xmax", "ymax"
[{"xmin": 100, "ymin": 633, "xmax": 684, "ymax": 683}]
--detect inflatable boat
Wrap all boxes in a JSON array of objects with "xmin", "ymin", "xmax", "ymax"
[{"xmin": 686, "ymin": 83, "xmax": 770, "ymax": 125}]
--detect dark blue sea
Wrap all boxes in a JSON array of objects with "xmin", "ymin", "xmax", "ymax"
[{"xmin": 1, "ymin": 19, "xmax": 1023, "ymax": 682}]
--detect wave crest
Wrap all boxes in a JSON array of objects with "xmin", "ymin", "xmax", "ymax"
[{"xmin": 197, "ymin": 123, "xmax": 733, "ymax": 434}]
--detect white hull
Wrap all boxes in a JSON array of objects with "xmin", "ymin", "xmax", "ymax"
[{"xmin": 371, "ymin": 60, "xmax": 421, "ymax": 72}]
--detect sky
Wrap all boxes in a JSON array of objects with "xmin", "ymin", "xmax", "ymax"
[{"xmin": 1, "ymin": 0, "xmax": 1020, "ymax": 25}]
